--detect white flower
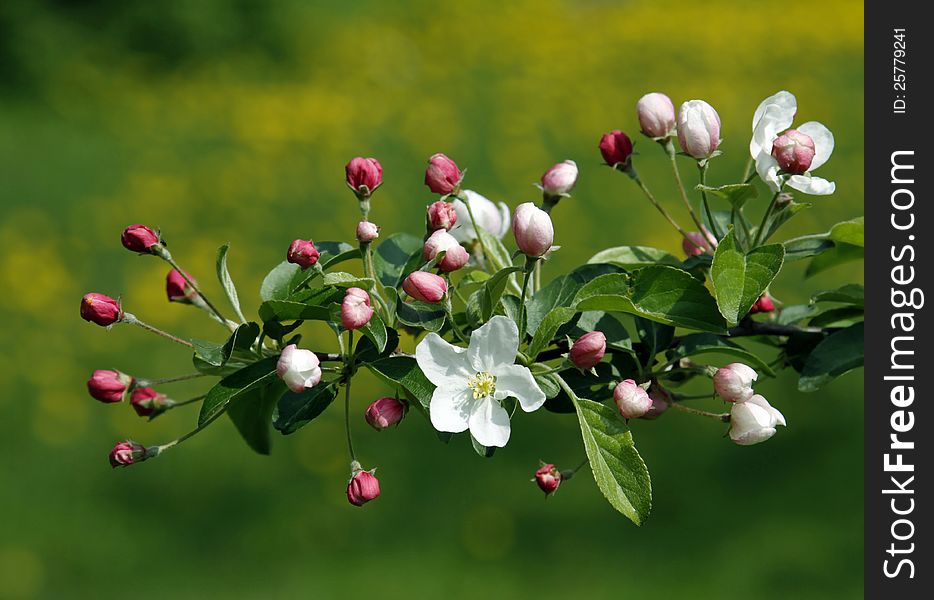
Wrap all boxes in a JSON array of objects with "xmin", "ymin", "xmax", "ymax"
[
  {"xmin": 729, "ymin": 394, "xmax": 786, "ymax": 446},
  {"xmin": 276, "ymin": 344, "xmax": 322, "ymax": 393},
  {"xmin": 450, "ymin": 189, "xmax": 511, "ymax": 244},
  {"xmin": 415, "ymin": 315, "xmax": 545, "ymax": 447},
  {"xmin": 750, "ymin": 91, "xmax": 835, "ymax": 195}
]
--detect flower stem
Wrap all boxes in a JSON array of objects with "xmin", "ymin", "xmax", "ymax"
[
  {"xmin": 136, "ymin": 372, "xmax": 205, "ymax": 387},
  {"xmin": 753, "ymin": 185, "xmax": 784, "ymax": 247},
  {"xmin": 627, "ymin": 166, "xmax": 699, "ymax": 249},
  {"xmin": 163, "ymin": 256, "xmax": 233, "ymax": 331},
  {"xmin": 460, "ymin": 192, "xmax": 494, "ymax": 272},
  {"xmin": 518, "ymin": 258, "xmax": 536, "ymax": 339},
  {"xmin": 670, "ymin": 402, "xmax": 730, "ymax": 422},
  {"xmin": 343, "ymin": 329, "xmax": 357, "ymax": 463},
  {"xmin": 741, "ymin": 155, "xmax": 755, "ymax": 182},
  {"xmin": 155, "ymin": 405, "xmax": 226, "ymax": 453},
  {"xmin": 123, "ymin": 313, "xmax": 193, "ymax": 348},
  {"xmin": 698, "ymin": 162, "xmax": 722, "ymax": 240},
  {"xmin": 665, "ymin": 141, "xmax": 708, "ymax": 238}
]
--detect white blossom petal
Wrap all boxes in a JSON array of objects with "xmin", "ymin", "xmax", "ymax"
[
  {"xmin": 429, "ymin": 387, "xmax": 472, "ymax": 433},
  {"xmin": 750, "ymin": 91, "xmax": 796, "ymax": 157},
  {"xmin": 492, "ymin": 364, "xmax": 546, "ymax": 412},
  {"xmin": 755, "ymin": 152, "xmax": 782, "ymax": 192},
  {"xmin": 796, "ymin": 121, "xmax": 834, "ymax": 171},
  {"xmin": 468, "ymin": 396, "xmax": 511, "ymax": 447},
  {"xmin": 450, "ymin": 190, "xmax": 506, "ymax": 243},
  {"xmin": 468, "ymin": 316, "xmax": 519, "ymax": 373},
  {"xmin": 495, "ymin": 201, "xmax": 512, "ymax": 238},
  {"xmin": 415, "ymin": 332, "xmax": 472, "ymax": 388},
  {"xmin": 746, "ymin": 395, "xmax": 786, "ymax": 427},
  {"xmin": 787, "ymin": 175, "xmax": 836, "ymax": 196}
]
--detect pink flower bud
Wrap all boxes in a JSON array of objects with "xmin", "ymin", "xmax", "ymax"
[
  {"xmin": 512, "ymin": 202, "xmax": 554, "ymax": 257},
  {"xmin": 682, "ymin": 226, "xmax": 717, "ymax": 257},
  {"xmin": 540, "ymin": 160, "xmax": 579, "ymax": 197},
  {"xmin": 165, "ymin": 269, "xmax": 198, "ymax": 302},
  {"xmin": 109, "ymin": 440, "xmax": 148, "ymax": 468},
  {"xmin": 642, "ymin": 385, "xmax": 671, "ymax": 420},
  {"xmin": 534, "ymin": 464, "xmax": 561, "ymax": 496},
  {"xmin": 80, "ymin": 293, "xmax": 123, "ymax": 326},
  {"xmin": 130, "ymin": 387, "xmax": 171, "ymax": 417},
  {"xmin": 356, "ymin": 221, "xmax": 380, "ymax": 243},
  {"xmin": 637, "ymin": 92, "xmax": 677, "ymax": 138},
  {"xmin": 713, "ymin": 363, "xmax": 758, "ymax": 403},
  {"xmin": 749, "ymin": 294, "xmax": 775, "ymax": 314},
  {"xmin": 121, "ymin": 224, "xmax": 161, "ymax": 253},
  {"xmin": 599, "ymin": 130, "xmax": 634, "ymax": 167},
  {"xmin": 87, "ymin": 369, "xmax": 134, "ymax": 403},
  {"xmin": 347, "ymin": 469, "xmax": 381, "ymax": 507},
  {"xmin": 424, "ymin": 153, "xmax": 463, "ymax": 195},
  {"xmin": 677, "ymin": 100, "xmax": 721, "ymax": 159},
  {"xmin": 771, "ymin": 129, "xmax": 815, "ymax": 174},
  {"xmin": 345, "ymin": 157, "xmax": 383, "ymax": 196},
  {"xmin": 365, "ymin": 397, "xmax": 406, "ymax": 431},
  {"xmin": 287, "ymin": 239, "xmax": 320, "ymax": 269},
  {"xmin": 427, "ymin": 200, "xmax": 458, "ymax": 231},
  {"xmin": 569, "ymin": 331, "xmax": 606, "ymax": 370},
  {"xmin": 276, "ymin": 344, "xmax": 322, "ymax": 393},
  {"xmin": 614, "ymin": 379, "xmax": 652, "ymax": 419},
  {"xmin": 341, "ymin": 287, "xmax": 374, "ymax": 330},
  {"xmin": 423, "ymin": 229, "xmax": 470, "ymax": 272},
  {"xmin": 729, "ymin": 394, "xmax": 786, "ymax": 446},
  {"xmin": 402, "ymin": 271, "xmax": 447, "ymax": 303}
]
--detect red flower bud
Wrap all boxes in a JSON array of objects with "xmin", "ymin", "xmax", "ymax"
[
  {"xmin": 424, "ymin": 153, "xmax": 463, "ymax": 195},
  {"xmin": 345, "ymin": 157, "xmax": 383, "ymax": 196},
  {"xmin": 347, "ymin": 469, "xmax": 381, "ymax": 507},
  {"xmin": 287, "ymin": 239, "xmax": 320, "ymax": 269},
  {"xmin": 121, "ymin": 224, "xmax": 161, "ymax": 253},
  {"xmin": 130, "ymin": 387, "xmax": 170, "ymax": 417},
  {"xmin": 423, "ymin": 229, "xmax": 469, "ymax": 272},
  {"xmin": 109, "ymin": 440, "xmax": 148, "ymax": 468},
  {"xmin": 87, "ymin": 370, "xmax": 134, "ymax": 403},
  {"xmin": 682, "ymin": 227, "xmax": 717, "ymax": 257},
  {"xmin": 340, "ymin": 287, "xmax": 374, "ymax": 330},
  {"xmin": 570, "ymin": 331, "xmax": 606, "ymax": 370},
  {"xmin": 402, "ymin": 271, "xmax": 447, "ymax": 303},
  {"xmin": 771, "ymin": 129, "xmax": 815, "ymax": 175},
  {"xmin": 165, "ymin": 269, "xmax": 198, "ymax": 302},
  {"xmin": 365, "ymin": 397, "xmax": 406, "ymax": 431},
  {"xmin": 749, "ymin": 294, "xmax": 776, "ymax": 314},
  {"xmin": 356, "ymin": 221, "xmax": 380, "ymax": 243},
  {"xmin": 80, "ymin": 293, "xmax": 123, "ymax": 326},
  {"xmin": 614, "ymin": 379, "xmax": 652, "ymax": 419},
  {"xmin": 599, "ymin": 130, "xmax": 634, "ymax": 167},
  {"xmin": 642, "ymin": 384, "xmax": 671, "ymax": 420},
  {"xmin": 534, "ymin": 464, "xmax": 561, "ymax": 496},
  {"xmin": 427, "ymin": 200, "xmax": 458, "ymax": 231}
]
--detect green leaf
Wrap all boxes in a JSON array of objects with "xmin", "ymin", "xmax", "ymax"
[
  {"xmin": 481, "ymin": 266, "xmax": 524, "ymax": 322},
  {"xmin": 829, "ymin": 217, "xmax": 864, "ymax": 247},
  {"xmin": 258, "ymin": 299, "xmax": 336, "ymax": 324},
  {"xmin": 191, "ymin": 322, "xmax": 260, "ymax": 367},
  {"xmin": 571, "ymin": 312, "xmax": 634, "ymax": 355},
  {"xmin": 798, "ymin": 323, "xmax": 864, "ymax": 392},
  {"xmin": 374, "ymin": 233, "xmax": 423, "ymax": 288},
  {"xmin": 710, "ymin": 230, "xmax": 784, "ymax": 326},
  {"xmin": 366, "ymin": 357, "xmax": 435, "ymax": 409},
  {"xmin": 358, "ymin": 310, "xmax": 388, "ymax": 353},
  {"xmin": 807, "ymin": 307, "xmax": 864, "ymax": 328},
  {"xmin": 260, "ymin": 261, "xmax": 300, "ymax": 302},
  {"xmin": 783, "ymin": 237, "xmax": 834, "ymax": 262},
  {"xmin": 667, "ymin": 333, "xmax": 775, "ymax": 376},
  {"xmin": 316, "ymin": 241, "xmax": 359, "ymax": 269},
  {"xmin": 635, "ymin": 317, "xmax": 674, "ymax": 360},
  {"xmin": 563, "ymin": 382, "xmax": 651, "ymax": 525},
  {"xmin": 760, "ymin": 200, "xmax": 811, "ymax": 243},
  {"xmin": 805, "ymin": 243, "xmax": 864, "ymax": 277},
  {"xmin": 216, "ymin": 243, "xmax": 247, "ymax": 323},
  {"xmin": 587, "ymin": 246, "xmax": 680, "ymax": 269},
  {"xmin": 199, "ymin": 357, "xmax": 279, "ymax": 426},
  {"xmin": 395, "ymin": 297, "xmax": 446, "ymax": 333},
  {"xmin": 227, "ymin": 380, "xmax": 283, "ymax": 454},
  {"xmin": 322, "ymin": 272, "xmax": 374, "ymax": 289},
  {"xmin": 573, "ymin": 267, "xmax": 727, "ymax": 333},
  {"xmin": 470, "ymin": 434, "xmax": 496, "ymax": 458},
  {"xmin": 527, "ymin": 306, "xmax": 576, "ymax": 359},
  {"xmin": 812, "ymin": 284, "xmax": 864, "ymax": 307},
  {"xmin": 696, "ymin": 183, "xmax": 758, "ymax": 209},
  {"xmin": 272, "ymin": 381, "xmax": 340, "ymax": 434},
  {"xmin": 526, "ymin": 264, "xmax": 624, "ymax": 336}
]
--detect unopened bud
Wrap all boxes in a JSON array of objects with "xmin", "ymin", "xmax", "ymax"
[
  {"xmin": 87, "ymin": 369, "xmax": 134, "ymax": 403},
  {"xmin": 540, "ymin": 160, "xmax": 579, "ymax": 197},
  {"xmin": 677, "ymin": 100, "xmax": 721, "ymax": 159},
  {"xmin": 569, "ymin": 331, "xmax": 606, "ymax": 370},
  {"xmin": 749, "ymin": 294, "xmax": 775, "ymax": 314},
  {"xmin": 80, "ymin": 293, "xmax": 123, "ymax": 326},
  {"xmin": 513, "ymin": 202, "xmax": 554, "ymax": 258},
  {"xmin": 423, "ymin": 229, "xmax": 470, "ymax": 272},
  {"xmin": 534, "ymin": 463, "xmax": 562, "ymax": 496},
  {"xmin": 613, "ymin": 379, "xmax": 652, "ymax": 419},
  {"xmin": 682, "ymin": 226, "xmax": 717, "ymax": 257},
  {"xmin": 340, "ymin": 287, "xmax": 374, "ymax": 330},
  {"xmin": 637, "ymin": 92, "xmax": 676, "ymax": 139},
  {"xmin": 365, "ymin": 397, "xmax": 406, "ymax": 430},
  {"xmin": 347, "ymin": 465, "xmax": 381, "ymax": 507},
  {"xmin": 427, "ymin": 200, "xmax": 458, "ymax": 231},
  {"xmin": 276, "ymin": 344, "xmax": 322, "ymax": 393},
  {"xmin": 356, "ymin": 220, "xmax": 380, "ymax": 243},
  {"xmin": 771, "ymin": 129, "xmax": 815, "ymax": 174},
  {"xmin": 713, "ymin": 363, "xmax": 758, "ymax": 403},
  {"xmin": 729, "ymin": 394, "xmax": 786, "ymax": 446},
  {"xmin": 402, "ymin": 271, "xmax": 447, "ymax": 303},
  {"xmin": 121, "ymin": 224, "xmax": 161, "ymax": 254},
  {"xmin": 424, "ymin": 153, "xmax": 463, "ymax": 195},
  {"xmin": 109, "ymin": 440, "xmax": 150, "ymax": 468},
  {"xmin": 130, "ymin": 387, "xmax": 172, "ymax": 417},
  {"xmin": 166, "ymin": 269, "xmax": 199, "ymax": 303},
  {"xmin": 287, "ymin": 239, "xmax": 320, "ymax": 269},
  {"xmin": 345, "ymin": 157, "xmax": 383, "ymax": 197},
  {"xmin": 599, "ymin": 130, "xmax": 634, "ymax": 167}
]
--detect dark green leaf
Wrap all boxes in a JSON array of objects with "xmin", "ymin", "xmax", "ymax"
[
  {"xmin": 668, "ymin": 333, "xmax": 775, "ymax": 376},
  {"xmin": 358, "ymin": 310, "xmax": 388, "ymax": 353},
  {"xmin": 227, "ymin": 380, "xmax": 283, "ymax": 454},
  {"xmin": 322, "ymin": 272, "xmax": 374, "ymax": 289},
  {"xmin": 635, "ymin": 317, "xmax": 674, "ymax": 360},
  {"xmin": 470, "ymin": 434, "xmax": 496, "ymax": 458},
  {"xmin": 481, "ymin": 266, "xmax": 524, "ymax": 322},
  {"xmin": 258, "ymin": 300, "xmax": 335, "ymax": 323},
  {"xmin": 696, "ymin": 183, "xmax": 758, "ymax": 209},
  {"xmin": 587, "ymin": 246, "xmax": 680, "ymax": 269},
  {"xmin": 526, "ymin": 309, "xmax": 574, "ymax": 359},
  {"xmin": 760, "ymin": 200, "xmax": 810, "ymax": 243},
  {"xmin": 710, "ymin": 230, "xmax": 784, "ymax": 326},
  {"xmin": 783, "ymin": 237, "xmax": 834, "ymax": 262},
  {"xmin": 272, "ymin": 381, "xmax": 340, "ymax": 434},
  {"xmin": 374, "ymin": 233, "xmax": 423, "ymax": 288},
  {"xmin": 366, "ymin": 357, "xmax": 435, "ymax": 408},
  {"xmin": 798, "ymin": 323, "xmax": 864, "ymax": 392},
  {"xmin": 572, "ymin": 312, "xmax": 634, "ymax": 355},
  {"xmin": 355, "ymin": 327, "xmax": 399, "ymax": 364},
  {"xmin": 316, "ymin": 241, "xmax": 359, "ymax": 269},
  {"xmin": 260, "ymin": 261, "xmax": 301, "ymax": 302},
  {"xmin": 199, "ymin": 357, "xmax": 279, "ymax": 426},
  {"xmin": 807, "ymin": 307, "xmax": 864, "ymax": 328},
  {"xmin": 395, "ymin": 297, "xmax": 446, "ymax": 333},
  {"xmin": 829, "ymin": 217, "xmax": 864, "ymax": 247},
  {"xmin": 216, "ymin": 243, "xmax": 246, "ymax": 323},
  {"xmin": 805, "ymin": 243, "xmax": 864, "ymax": 277},
  {"xmin": 525, "ymin": 264, "xmax": 623, "ymax": 335},
  {"xmin": 191, "ymin": 322, "xmax": 260, "ymax": 367},
  {"xmin": 812, "ymin": 284, "xmax": 864, "ymax": 307}
]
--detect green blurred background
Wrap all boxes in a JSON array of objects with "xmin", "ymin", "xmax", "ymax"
[{"xmin": 0, "ymin": 1, "xmax": 864, "ymax": 598}]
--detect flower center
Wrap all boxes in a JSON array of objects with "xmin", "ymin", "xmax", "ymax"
[{"xmin": 467, "ymin": 371, "xmax": 497, "ymax": 399}]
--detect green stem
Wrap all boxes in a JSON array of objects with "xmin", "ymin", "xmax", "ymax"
[
  {"xmin": 666, "ymin": 143, "xmax": 708, "ymax": 238},
  {"xmin": 124, "ymin": 314, "xmax": 193, "ymax": 348},
  {"xmin": 344, "ymin": 330, "xmax": 357, "ymax": 462},
  {"xmin": 517, "ymin": 259, "xmax": 535, "ymax": 339},
  {"xmin": 461, "ymin": 192, "xmax": 494, "ymax": 272},
  {"xmin": 753, "ymin": 186, "xmax": 783, "ymax": 247},
  {"xmin": 155, "ymin": 405, "xmax": 227, "ymax": 453},
  {"xmin": 164, "ymin": 256, "xmax": 233, "ymax": 331},
  {"xmin": 670, "ymin": 402, "xmax": 730, "ymax": 422},
  {"xmin": 698, "ymin": 163, "xmax": 722, "ymax": 240},
  {"xmin": 627, "ymin": 166, "xmax": 699, "ymax": 249},
  {"xmin": 741, "ymin": 155, "xmax": 755, "ymax": 182},
  {"xmin": 169, "ymin": 394, "xmax": 206, "ymax": 408},
  {"xmin": 136, "ymin": 372, "xmax": 205, "ymax": 387}
]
